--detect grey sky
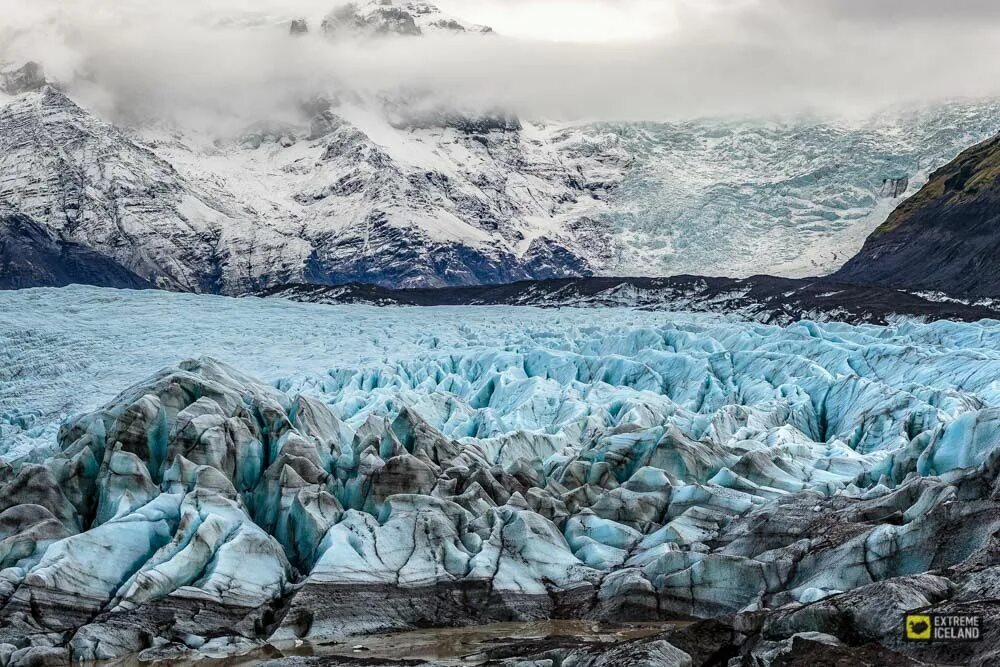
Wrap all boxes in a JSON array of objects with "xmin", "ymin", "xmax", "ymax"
[{"xmin": 3, "ymin": 0, "xmax": 1000, "ymax": 128}]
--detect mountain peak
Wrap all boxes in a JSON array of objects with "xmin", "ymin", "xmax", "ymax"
[
  {"xmin": 0, "ymin": 62, "xmax": 47, "ymax": 97},
  {"xmin": 320, "ymin": 1, "xmax": 492, "ymax": 39}
]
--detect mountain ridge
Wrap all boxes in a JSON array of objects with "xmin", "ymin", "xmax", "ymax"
[
  {"xmin": 5, "ymin": 80, "xmax": 998, "ymax": 296},
  {"xmin": 0, "ymin": 85, "xmax": 623, "ymax": 292}
]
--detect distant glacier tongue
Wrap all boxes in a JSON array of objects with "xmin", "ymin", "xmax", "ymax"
[{"xmin": 2, "ymin": 287, "xmax": 1000, "ymax": 663}]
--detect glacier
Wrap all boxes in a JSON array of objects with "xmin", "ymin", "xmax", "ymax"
[
  {"xmin": 1, "ymin": 286, "xmax": 1000, "ymax": 664},
  {"xmin": 601, "ymin": 100, "xmax": 1000, "ymax": 278}
]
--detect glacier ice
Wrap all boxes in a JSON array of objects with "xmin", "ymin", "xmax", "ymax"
[
  {"xmin": 1, "ymin": 286, "xmax": 1000, "ymax": 663},
  {"xmin": 601, "ymin": 100, "xmax": 1000, "ymax": 278}
]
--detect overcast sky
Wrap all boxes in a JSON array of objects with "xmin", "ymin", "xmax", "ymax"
[
  {"xmin": 445, "ymin": 0, "xmax": 1000, "ymax": 41},
  {"xmin": 435, "ymin": 0, "xmax": 685, "ymax": 41},
  {"xmin": 3, "ymin": 0, "xmax": 1000, "ymax": 130}
]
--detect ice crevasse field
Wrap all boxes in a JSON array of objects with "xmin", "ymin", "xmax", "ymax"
[
  {"xmin": 3, "ymin": 286, "xmax": 1000, "ymax": 518},
  {"xmin": 3, "ymin": 285, "xmax": 1000, "ymax": 657},
  {"xmin": 4, "ymin": 286, "xmax": 1000, "ymax": 483}
]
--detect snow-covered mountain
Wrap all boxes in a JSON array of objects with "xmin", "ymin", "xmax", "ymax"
[
  {"xmin": 144, "ymin": 99, "xmax": 627, "ymax": 291},
  {"xmin": 2, "ymin": 0, "xmax": 1000, "ymax": 293},
  {"xmin": 317, "ymin": 0, "xmax": 494, "ymax": 37},
  {"xmin": 0, "ymin": 83, "xmax": 626, "ymax": 292},
  {"xmin": 0, "ymin": 1, "xmax": 628, "ymax": 293},
  {"xmin": 0, "ymin": 86, "xmax": 315, "ymax": 293}
]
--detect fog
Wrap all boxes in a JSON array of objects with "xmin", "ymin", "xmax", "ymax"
[{"xmin": 3, "ymin": 0, "xmax": 1000, "ymax": 133}]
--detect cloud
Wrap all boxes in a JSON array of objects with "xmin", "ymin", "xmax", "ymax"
[
  {"xmin": 434, "ymin": 0, "xmax": 681, "ymax": 42},
  {"xmin": 2, "ymin": 0, "xmax": 1000, "ymax": 132},
  {"xmin": 767, "ymin": 0, "xmax": 1000, "ymax": 24}
]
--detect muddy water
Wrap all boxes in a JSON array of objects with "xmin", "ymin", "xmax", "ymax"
[
  {"xmin": 263, "ymin": 620, "xmax": 688, "ymax": 665},
  {"xmin": 93, "ymin": 620, "xmax": 688, "ymax": 666}
]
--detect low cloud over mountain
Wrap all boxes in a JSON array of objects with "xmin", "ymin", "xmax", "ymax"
[{"xmin": 3, "ymin": 0, "xmax": 1000, "ymax": 133}]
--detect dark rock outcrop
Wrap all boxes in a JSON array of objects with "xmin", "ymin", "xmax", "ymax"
[
  {"xmin": 261, "ymin": 274, "xmax": 1000, "ymax": 325},
  {"xmin": 836, "ymin": 134, "xmax": 1000, "ymax": 297},
  {"xmin": 0, "ymin": 209, "xmax": 152, "ymax": 290},
  {"xmin": 879, "ymin": 175, "xmax": 909, "ymax": 198},
  {"xmin": 0, "ymin": 62, "xmax": 46, "ymax": 96}
]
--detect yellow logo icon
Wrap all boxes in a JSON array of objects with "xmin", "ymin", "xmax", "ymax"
[{"xmin": 906, "ymin": 614, "xmax": 932, "ymax": 641}]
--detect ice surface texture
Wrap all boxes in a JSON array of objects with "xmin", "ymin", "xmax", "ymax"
[
  {"xmin": 2, "ymin": 287, "xmax": 1000, "ymax": 663},
  {"xmin": 601, "ymin": 101, "xmax": 1000, "ymax": 278}
]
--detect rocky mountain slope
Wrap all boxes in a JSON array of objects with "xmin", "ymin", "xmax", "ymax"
[
  {"xmin": 317, "ymin": 0, "xmax": 494, "ymax": 37},
  {"xmin": 0, "ymin": 87, "xmax": 311, "ymax": 293},
  {"xmin": 836, "ymin": 132, "xmax": 1000, "ymax": 297},
  {"xmin": 3, "ymin": 301, "xmax": 1000, "ymax": 664},
  {"xmin": 0, "ymin": 82, "xmax": 623, "ymax": 293},
  {"xmin": 0, "ymin": 207, "xmax": 152, "ymax": 290}
]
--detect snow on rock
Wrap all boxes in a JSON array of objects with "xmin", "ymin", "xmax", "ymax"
[
  {"xmin": 320, "ymin": 1, "xmax": 494, "ymax": 38},
  {"xmin": 2, "ymin": 289, "xmax": 1000, "ymax": 662},
  {"xmin": 0, "ymin": 87, "xmax": 312, "ymax": 293},
  {"xmin": 0, "ymin": 62, "xmax": 46, "ymax": 97},
  {"xmin": 0, "ymin": 78, "xmax": 624, "ymax": 292},
  {"xmin": 146, "ymin": 99, "xmax": 625, "ymax": 289}
]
